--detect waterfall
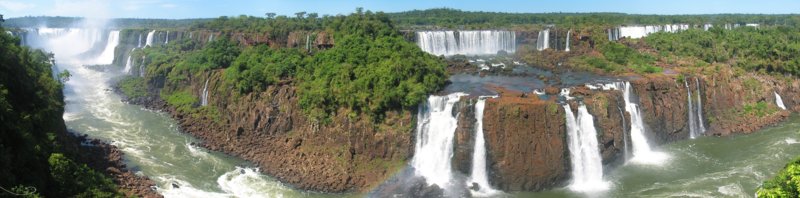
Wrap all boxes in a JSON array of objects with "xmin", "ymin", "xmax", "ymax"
[
  {"xmin": 411, "ymin": 93, "xmax": 467, "ymax": 189},
  {"xmin": 201, "ymin": 79, "xmax": 210, "ymax": 106},
  {"xmin": 95, "ymin": 30, "xmax": 119, "ymax": 65},
  {"xmin": 468, "ymin": 96, "xmax": 499, "ymax": 196},
  {"xmin": 137, "ymin": 33, "xmax": 142, "ymax": 48},
  {"xmin": 615, "ymin": 82, "xmax": 667, "ymax": 164},
  {"xmin": 536, "ymin": 29, "xmax": 550, "ymax": 51},
  {"xmin": 23, "ymin": 28, "xmax": 105, "ymax": 59},
  {"xmin": 415, "ymin": 30, "xmax": 516, "ymax": 56},
  {"xmin": 695, "ymin": 78, "xmax": 705, "ymax": 133},
  {"xmin": 139, "ymin": 56, "xmax": 146, "ymax": 77},
  {"xmin": 123, "ymin": 54, "xmax": 133, "ymax": 74},
  {"xmin": 208, "ymin": 34, "xmax": 214, "ymax": 42},
  {"xmin": 145, "ymin": 30, "xmax": 156, "ymax": 47},
  {"xmin": 775, "ymin": 91, "xmax": 787, "ymax": 110},
  {"xmin": 564, "ymin": 104, "xmax": 608, "ymax": 192},
  {"xmin": 617, "ymin": 24, "xmax": 691, "ymax": 39},
  {"xmin": 565, "ymin": 30, "xmax": 571, "ymax": 52},
  {"xmin": 164, "ymin": 31, "xmax": 169, "ymax": 44},
  {"xmin": 686, "ymin": 78, "xmax": 705, "ymax": 138}
]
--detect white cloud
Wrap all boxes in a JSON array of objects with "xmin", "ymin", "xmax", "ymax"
[
  {"xmin": 0, "ymin": 1, "xmax": 36, "ymax": 12},
  {"xmin": 49, "ymin": 0, "xmax": 110, "ymax": 18}
]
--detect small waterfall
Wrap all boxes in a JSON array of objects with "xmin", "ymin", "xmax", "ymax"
[
  {"xmin": 164, "ymin": 31, "xmax": 169, "ymax": 44},
  {"xmin": 208, "ymin": 34, "xmax": 214, "ymax": 42},
  {"xmin": 123, "ymin": 54, "xmax": 133, "ymax": 74},
  {"xmin": 201, "ymin": 79, "xmax": 210, "ymax": 106},
  {"xmin": 137, "ymin": 33, "xmax": 142, "ymax": 48},
  {"xmin": 468, "ymin": 96, "xmax": 499, "ymax": 196},
  {"xmin": 686, "ymin": 78, "xmax": 705, "ymax": 138},
  {"xmin": 411, "ymin": 93, "xmax": 467, "ymax": 189},
  {"xmin": 95, "ymin": 30, "xmax": 120, "ymax": 65},
  {"xmin": 415, "ymin": 30, "xmax": 516, "ymax": 56},
  {"xmin": 145, "ymin": 30, "xmax": 156, "ymax": 47},
  {"xmin": 564, "ymin": 104, "xmax": 608, "ymax": 192},
  {"xmin": 565, "ymin": 30, "xmax": 571, "ymax": 52},
  {"xmin": 615, "ymin": 82, "xmax": 667, "ymax": 164},
  {"xmin": 695, "ymin": 78, "xmax": 705, "ymax": 132},
  {"xmin": 775, "ymin": 91, "xmax": 787, "ymax": 110},
  {"xmin": 139, "ymin": 56, "xmax": 146, "ymax": 77},
  {"xmin": 536, "ymin": 29, "xmax": 550, "ymax": 51}
]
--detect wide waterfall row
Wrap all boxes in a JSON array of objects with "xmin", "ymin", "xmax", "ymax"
[
  {"xmin": 775, "ymin": 92, "xmax": 787, "ymax": 110},
  {"xmin": 411, "ymin": 93, "xmax": 467, "ymax": 189},
  {"xmin": 563, "ymin": 104, "xmax": 609, "ymax": 192},
  {"xmin": 21, "ymin": 28, "xmax": 106, "ymax": 59},
  {"xmin": 686, "ymin": 78, "xmax": 706, "ymax": 138},
  {"xmin": 608, "ymin": 24, "xmax": 690, "ymax": 40},
  {"xmin": 416, "ymin": 30, "xmax": 516, "ymax": 56},
  {"xmin": 468, "ymin": 96, "xmax": 499, "ymax": 196},
  {"xmin": 536, "ymin": 29, "xmax": 550, "ymax": 51}
]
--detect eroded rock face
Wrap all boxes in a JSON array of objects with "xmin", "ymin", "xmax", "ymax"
[
  {"xmin": 453, "ymin": 97, "xmax": 476, "ymax": 175},
  {"xmin": 631, "ymin": 77, "xmax": 691, "ymax": 144},
  {"xmin": 160, "ymin": 72, "xmax": 413, "ymax": 193},
  {"xmin": 481, "ymin": 91, "xmax": 568, "ymax": 191}
]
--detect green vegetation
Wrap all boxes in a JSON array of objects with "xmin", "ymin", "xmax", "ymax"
[
  {"xmin": 645, "ymin": 27, "xmax": 800, "ymax": 76},
  {"xmin": 139, "ymin": 10, "xmax": 447, "ymax": 122},
  {"xmin": 741, "ymin": 101, "xmax": 777, "ymax": 117},
  {"xmin": 0, "ymin": 23, "xmax": 121, "ymax": 197},
  {"xmin": 758, "ymin": 157, "xmax": 800, "ymax": 197},
  {"xmin": 117, "ymin": 77, "xmax": 147, "ymax": 99},
  {"xmin": 389, "ymin": 8, "xmax": 800, "ymax": 29}
]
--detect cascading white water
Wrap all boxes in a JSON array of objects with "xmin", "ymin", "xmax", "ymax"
[
  {"xmin": 468, "ymin": 96, "xmax": 499, "ymax": 196},
  {"xmin": 411, "ymin": 93, "xmax": 467, "ymax": 189},
  {"xmin": 123, "ymin": 53, "xmax": 133, "ymax": 74},
  {"xmin": 164, "ymin": 31, "xmax": 169, "ymax": 44},
  {"xmin": 26, "ymin": 26, "xmax": 313, "ymax": 197},
  {"xmin": 563, "ymin": 104, "xmax": 609, "ymax": 192},
  {"xmin": 686, "ymin": 78, "xmax": 705, "ymax": 138},
  {"xmin": 137, "ymin": 33, "xmax": 142, "ymax": 48},
  {"xmin": 23, "ymin": 28, "xmax": 103, "ymax": 60},
  {"xmin": 565, "ymin": 30, "xmax": 571, "ymax": 52},
  {"xmin": 95, "ymin": 30, "xmax": 119, "ymax": 65},
  {"xmin": 415, "ymin": 30, "xmax": 516, "ymax": 56},
  {"xmin": 695, "ymin": 78, "xmax": 705, "ymax": 133},
  {"xmin": 201, "ymin": 79, "xmax": 210, "ymax": 106},
  {"xmin": 775, "ymin": 91, "xmax": 787, "ymax": 110},
  {"xmin": 536, "ymin": 29, "xmax": 550, "ymax": 51},
  {"xmin": 145, "ymin": 30, "xmax": 156, "ymax": 47},
  {"xmin": 614, "ymin": 82, "xmax": 668, "ymax": 164},
  {"xmin": 208, "ymin": 34, "xmax": 214, "ymax": 42},
  {"xmin": 139, "ymin": 55, "xmax": 146, "ymax": 77},
  {"xmin": 616, "ymin": 24, "xmax": 691, "ymax": 39}
]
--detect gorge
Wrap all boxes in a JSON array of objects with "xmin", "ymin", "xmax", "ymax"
[{"xmin": 4, "ymin": 8, "xmax": 800, "ymax": 198}]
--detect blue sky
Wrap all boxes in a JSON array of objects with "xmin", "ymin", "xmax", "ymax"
[{"xmin": 1, "ymin": 0, "xmax": 799, "ymax": 19}]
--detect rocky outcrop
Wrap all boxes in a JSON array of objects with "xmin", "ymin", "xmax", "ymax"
[
  {"xmin": 149, "ymin": 72, "xmax": 413, "ymax": 193},
  {"xmin": 453, "ymin": 98, "xmax": 476, "ymax": 175},
  {"xmin": 631, "ymin": 76, "xmax": 691, "ymax": 144},
  {"xmin": 480, "ymin": 89, "xmax": 568, "ymax": 191}
]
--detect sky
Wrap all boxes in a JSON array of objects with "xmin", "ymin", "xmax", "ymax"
[{"xmin": 1, "ymin": 0, "xmax": 799, "ymax": 19}]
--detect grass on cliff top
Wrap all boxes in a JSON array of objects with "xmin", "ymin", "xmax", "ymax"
[
  {"xmin": 758, "ymin": 157, "xmax": 800, "ymax": 198},
  {"xmin": 117, "ymin": 77, "xmax": 147, "ymax": 99},
  {"xmin": 163, "ymin": 91, "xmax": 197, "ymax": 113}
]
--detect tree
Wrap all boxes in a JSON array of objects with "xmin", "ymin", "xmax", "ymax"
[
  {"xmin": 265, "ymin": 13, "xmax": 276, "ymax": 19},
  {"xmin": 295, "ymin": 12, "xmax": 306, "ymax": 19}
]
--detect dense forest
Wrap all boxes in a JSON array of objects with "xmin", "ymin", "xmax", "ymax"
[
  {"xmin": 130, "ymin": 9, "xmax": 447, "ymax": 121},
  {"xmin": 0, "ymin": 23, "xmax": 121, "ymax": 197},
  {"xmin": 389, "ymin": 8, "xmax": 800, "ymax": 29}
]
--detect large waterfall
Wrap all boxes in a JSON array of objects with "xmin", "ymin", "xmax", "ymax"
[
  {"xmin": 536, "ymin": 29, "xmax": 550, "ymax": 51},
  {"xmin": 608, "ymin": 24, "xmax": 691, "ymax": 40},
  {"xmin": 775, "ymin": 92, "xmax": 787, "ymax": 110},
  {"xmin": 201, "ymin": 79, "xmax": 210, "ymax": 106},
  {"xmin": 614, "ymin": 82, "xmax": 667, "ymax": 164},
  {"xmin": 415, "ymin": 30, "xmax": 516, "ymax": 56},
  {"xmin": 686, "ymin": 78, "xmax": 705, "ymax": 138},
  {"xmin": 565, "ymin": 30, "xmax": 571, "ymax": 52},
  {"xmin": 563, "ymin": 104, "xmax": 608, "ymax": 192},
  {"xmin": 23, "ymin": 28, "xmax": 104, "ymax": 59},
  {"xmin": 95, "ymin": 31, "xmax": 120, "ymax": 65},
  {"xmin": 468, "ymin": 96, "xmax": 499, "ymax": 196},
  {"xmin": 145, "ymin": 30, "xmax": 156, "ymax": 47},
  {"xmin": 411, "ymin": 93, "xmax": 467, "ymax": 189}
]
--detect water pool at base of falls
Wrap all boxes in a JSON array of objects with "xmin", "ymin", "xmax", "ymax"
[{"xmin": 517, "ymin": 115, "xmax": 800, "ymax": 197}]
